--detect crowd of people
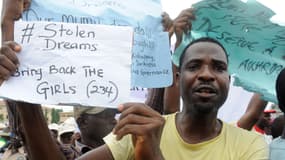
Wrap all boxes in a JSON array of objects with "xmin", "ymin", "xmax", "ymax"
[{"xmin": 1, "ymin": 0, "xmax": 285, "ymax": 159}]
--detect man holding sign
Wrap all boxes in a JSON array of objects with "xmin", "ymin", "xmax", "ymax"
[
  {"xmin": 75, "ymin": 9, "xmax": 260, "ymax": 160},
  {"xmin": 77, "ymin": 7, "xmax": 268, "ymax": 159},
  {"xmin": 1, "ymin": 1, "xmax": 269, "ymax": 160},
  {"xmin": 78, "ymin": 40, "xmax": 268, "ymax": 160},
  {"xmin": 1, "ymin": 0, "xmax": 131, "ymax": 159}
]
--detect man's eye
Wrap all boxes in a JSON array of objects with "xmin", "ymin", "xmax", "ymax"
[
  {"xmin": 187, "ymin": 65, "xmax": 199, "ymax": 71},
  {"xmin": 214, "ymin": 65, "xmax": 226, "ymax": 72}
]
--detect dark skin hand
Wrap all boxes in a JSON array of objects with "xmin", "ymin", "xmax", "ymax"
[
  {"xmin": 173, "ymin": 8, "xmax": 195, "ymax": 48},
  {"xmin": 0, "ymin": 41, "xmax": 20, "ymax": 83},
  {"xmin": 113, "ymin": 103, "xmax": 165, "ymax": 160},
  {"xmin": 161, "ymin": 12, "xmax": 174, "ymax": 38},
  {"xmin": 1, "ymin": 0, "xmax": 31, "ymax": 83},
  {"xmin": 2, "ymin": 0, "xmax": 31, "ymax": 41}
]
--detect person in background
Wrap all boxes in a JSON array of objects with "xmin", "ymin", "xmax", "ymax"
[
  {"xmin": 71, "ymin": 128, "xmax": 81, "ymax": 147},
  {"xmin": 0, "ymin": 130, "xmax": 10, "ymax": 154},
  {"xmin": 271, "ymin": 114, "xmax": 285, "ymax": 139},
  {"xmin": 237, "ymin": 94, "xmax": 268, "ymax": 130},
  {"xmin": 57, "ymin": 118, "xmax": 79, "ymax": 159},
  {"xmin": 74, "ymin": 106, "xmax": 117, "ymax": 154},
  {"xmin": 269, "ymin": 68, "xmax": 285, "ymax": 160},
  {"xmin": 254, "ymin": 110, "xmax": 276, "ymax": 135},
  {"xmin": 252, "ymin": 109, "xmax": 275, "ymax": 144},
  {"xmin": 237, "ymin": 107, "xmax": 276, "ymax": 144},
  {"xmin": 58, "ymin": 123, "xmax": 76, "ymax": 145},
  {"xmin": 236, "ymin": 94, "xmax": 275, "ymax": 144},
  {"xmin": 49, "ymin": 123, "xmax": 59, "ymax": 140}
]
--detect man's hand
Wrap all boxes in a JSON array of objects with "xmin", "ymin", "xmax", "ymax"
[
  {"xmin": 2, "ymin": 0, "xmax": 31, "ymax": 41},
  {"xmin": 173, "ymin": 8, "xmax": 195, "ymax": 48},
  {"xmin": 1, "ymin": 0, "xmax": 29, "ymax": 84},
  {"xmin": 113, "ymin": 103, "xmax": 165, "ymax": 160},
  {"xmin": 161, "ymin": 12, "xmax": 174, "ymax": 39},
  {"xmin": 0, "ymin": 41, "xmax": 21, "ymax": 84}
]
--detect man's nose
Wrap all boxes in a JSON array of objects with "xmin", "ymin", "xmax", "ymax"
[{"xmin": 197, "ymin": 66, "xmax": 215, "ymax": 82}]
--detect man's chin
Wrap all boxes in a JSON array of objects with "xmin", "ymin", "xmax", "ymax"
[{"xmin": 194, "ymin": 102, "xmax": 219, "ymax": 114}]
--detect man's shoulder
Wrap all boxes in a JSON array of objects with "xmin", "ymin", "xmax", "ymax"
[
  {"xmin": 222, "ymin": 121, "xmax": 269, "ymax": 159},
  {"xmin": 270, "ymin": 137, "xmax": 285, "ymax": 147},
  {"xmin": 222, "ymin": 121, "xmax": 268, "ymax": 153},
  {"xmin": 162, "ymin": 113, "xmax": 176, "ymax": 119},
  {"xmin": 223, "ymin": 121, "xmax": 264, "ymax": 139},
  {"xmin": 162, "ymin": 113, "xmax": 177, "ymax": 127}
]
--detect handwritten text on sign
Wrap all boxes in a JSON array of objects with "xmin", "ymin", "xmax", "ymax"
[
  {"xmin": 22, "ymin": 0, "xmax": 172, "ymax": 88},
  {"xmin": 0, "ymin": 21, "xmax": 133, "ymax": 108}
]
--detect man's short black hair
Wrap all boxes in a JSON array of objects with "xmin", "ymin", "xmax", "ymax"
[
  {"xmin": 178, "ymin": 37, "xmax": 229, "ymax": 71},
  {"xmin": 276, "ymin": 68, "xmax": 285, "ymax": 113}
]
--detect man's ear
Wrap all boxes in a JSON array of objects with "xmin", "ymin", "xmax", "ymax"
[
  {"xmin": 175, "ymin": 72, "xmax": 180, "ymax": 87},
  {"xmin": 76, "ymin": 116, "xmax": 88, "ymax": 129}
]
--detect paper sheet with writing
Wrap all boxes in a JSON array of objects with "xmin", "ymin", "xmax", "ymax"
[
  {"xmin": 173, "ymin": 0, "xmax": 285, "ymax": 103},
  {"xmin": 22, "ymin": 0, "xmax": 172, "ymax": 88},
  {"xmin": 0, "ymin": 21, "xmax": 133, "ymax": 108}
]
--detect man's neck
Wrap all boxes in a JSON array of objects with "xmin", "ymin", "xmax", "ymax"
[
  {"xmin": 80, "ymin": 136, "xmax": 103, "ymax": 149},
  {"xmin": 175, "ymin": 111, "xmax": 222, "ymax": 144}
]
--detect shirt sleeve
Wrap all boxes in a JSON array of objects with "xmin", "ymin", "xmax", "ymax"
[
  {"xmin": 242, "ymin": 135, "xmax": 269, "ymax": 160},
  {"xmin": 103, "ymin": 132, "xmax": 134, "ymax": 160}
]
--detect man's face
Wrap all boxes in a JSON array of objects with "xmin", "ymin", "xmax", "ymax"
[
  {"xmin": 60, "ymin": 132, "xmax": 74, "ymax": 144},
  {"xmin": 178, "ymin": 41, "xmax": 230, "ymax": 113},
  {"xmin": 50, "ymin": 129, "xmax": 58, "ymax": 140},
  {"xmin": 83, "ymin": 109, "xmax": 117, "ymax": 143}
]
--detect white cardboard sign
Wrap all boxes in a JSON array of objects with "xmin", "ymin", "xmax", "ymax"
[{"xmin": 0, "ymin": 21, "xmax": 133, "ymax": 108}]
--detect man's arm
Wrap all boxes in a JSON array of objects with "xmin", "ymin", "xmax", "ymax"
[
  {"xmin": 77, "ymin": 144, "xmax": 114, "ymax": 160},
  {"xmin": 144, "ymin": 12, "xmax": 174, "ymax": 115},
  {"xmin": 1, "ymin": 0, "xmax": 31, "ymax": 42},
  {"xmin": 16, "ymin": 102, "xmax": 66, "ymax": 160},
  {"xmin": 80, "ymin": 103, "xmax": 165, "ymax": 160},
  {"xmin": 1, "ymin": 1, "xmax": 65, "ymax": 159},
  {"xmin": 145, "ymin": 88, "xmax": 164, "ymax": 114},
  {"xmin": 238, "ymin": 93, "xmax": 268, "ymax": 130},
  {"xmin": 113, "ymin": 103, "xmax": 165, "ymax": 160},
  {"xmin": 163, "ymin": 8, "xmax": 195, "ymax": 114}
]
